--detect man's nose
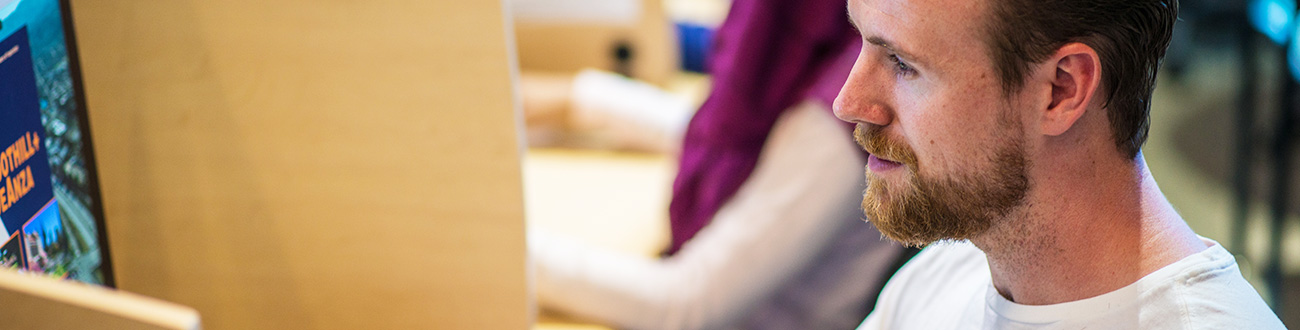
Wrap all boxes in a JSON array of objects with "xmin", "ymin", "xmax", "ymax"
[{"xmin": 833, "ymin": 60, "xmax": 894, "ymax": 127}]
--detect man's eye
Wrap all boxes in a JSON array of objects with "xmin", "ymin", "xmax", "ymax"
[{"xmin": 888, "ymin": 54, "xmax": 915, "ymax": 75}]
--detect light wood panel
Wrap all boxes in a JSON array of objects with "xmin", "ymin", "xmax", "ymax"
[
  {"xmin": 68, "ymin": 1, "xmax": 528, "ymax": 329},
  {"xmin": 0, "ymin": 269, "xmax": 199, "ymax": 330}
]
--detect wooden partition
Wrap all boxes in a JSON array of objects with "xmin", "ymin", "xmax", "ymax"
[
  {"xmin": 0, "ymin": 269, "xmax": 199, "ymax": 330},
  {"xmin": 67, "ymin": 1, "xmax": 529, "ymax": 329}
]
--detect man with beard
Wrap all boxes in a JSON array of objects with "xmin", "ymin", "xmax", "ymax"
[{"xmin": 834, "ymin": 0, "xmax": 1286, "ymax": 328}]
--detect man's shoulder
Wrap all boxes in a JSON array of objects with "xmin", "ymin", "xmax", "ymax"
[
  {"xmin": 895, "ymin": 240, "xmax": 988, "ymax": 284},
  {"xmin": 1139, "ymin": 243, "xmax": 1286, "ymax": 329},
  {"xmin": 897, "ymin": 241, "xmax": 991, "ymax": 301},
  {"xmin": 861, "ymin": 240, "xmax": 990, "ymax": 329}
]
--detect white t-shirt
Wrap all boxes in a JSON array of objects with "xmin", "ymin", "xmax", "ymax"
[{"xmin": 858, "ymin": 237, "xmax": 1286, "ymax": 329}]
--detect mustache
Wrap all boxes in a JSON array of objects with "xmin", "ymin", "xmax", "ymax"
[{"xmin": 854, "ymin": 124, "xmax": 918, "ymax": 167}]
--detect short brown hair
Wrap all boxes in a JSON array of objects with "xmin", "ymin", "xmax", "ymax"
[{"xmin": 984, "ymin": 0, "xmax": 1179, "ymax": 158}]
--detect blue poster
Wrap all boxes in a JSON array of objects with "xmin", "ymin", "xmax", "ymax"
[
  {"xmin": 0, "ymin": 0, "xmax": 108, "ymax": 285},
  {"xmin": 0, "ymin": 27, "xmax": 55, "ymax": 239}
]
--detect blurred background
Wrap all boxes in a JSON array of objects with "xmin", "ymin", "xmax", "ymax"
[{"xmin": 515, "ymin": 0, "xmax": 1300, "ymax": 328}]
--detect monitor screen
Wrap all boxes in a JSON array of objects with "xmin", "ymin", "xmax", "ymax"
[{"xmin": 0, "ymin": 0, "xmax": 113, "ymax": 287}]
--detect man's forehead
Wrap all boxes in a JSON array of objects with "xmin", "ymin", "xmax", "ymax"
[
  {"xmin": 848, "ymin": 0, "xmax": 990, "ymax": 66},
  {"xmin": 848, "ymin": 0, "xmax": 984, "ymax": 32},
  {"xmin": 848, "ymin": 0, "xmax": 911, "ymax": 22}
]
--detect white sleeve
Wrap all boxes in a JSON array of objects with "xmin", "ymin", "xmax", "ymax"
[
  {"xmin": 856, "ymin": 312, "xmax": 886, "ymax": 330},
  {"xmin": 855, "ymin": 267, "xmax": 899, "ymax": 330},
  {"xmin": 532, "ymin": 102, "xmax": 868, "ymax": 330}
]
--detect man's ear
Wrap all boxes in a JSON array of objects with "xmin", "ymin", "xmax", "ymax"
[{"xmin": 1040, "ymin": 42, "xmax": 1102, "ymax": 136}]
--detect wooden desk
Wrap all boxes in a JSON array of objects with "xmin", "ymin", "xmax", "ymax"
[
  {"xmin": 524, "ymin": 148, "xmax": 674, "ymax": 257},
  {"xmin": 524, "ymin": 148, "xmax": 675, "ymax": 329}
]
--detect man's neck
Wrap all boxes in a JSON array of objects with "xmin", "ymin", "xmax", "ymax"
[{"xmin": 971, "ymin": 156, "xmax": 1206, "ymax": 306}]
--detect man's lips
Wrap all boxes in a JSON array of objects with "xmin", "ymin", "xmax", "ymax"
[{"xmin": 868, "ymin": 154, "xmax": 904, "ymax": 173}]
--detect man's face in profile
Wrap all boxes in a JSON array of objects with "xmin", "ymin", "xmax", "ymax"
[{"xmin": 834, "ymin": 0, "xmax": 1033, "ymax": 246}]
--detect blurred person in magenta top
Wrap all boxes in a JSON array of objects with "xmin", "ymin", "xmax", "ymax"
[{"xmin": 531, "ymin": 0, "xmax": 911, "ymax": 328}]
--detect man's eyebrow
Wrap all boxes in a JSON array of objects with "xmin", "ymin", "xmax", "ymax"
[
  {"xmin": 846, "ymin": 7, "xmax": 922, "ymax": 64},
  {"xmin": 865, "ymin": 35, "xmax": 920, "ymax": 63}
]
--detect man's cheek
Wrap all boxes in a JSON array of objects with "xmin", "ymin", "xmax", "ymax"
[{"xmin": 913, "ymin": 121, "xmax": 983, "ymax": 171}]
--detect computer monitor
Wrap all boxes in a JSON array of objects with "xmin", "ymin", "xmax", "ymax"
[{"xmin": 0, "ymin": 0, "xmax": 114, "ymax": 287}]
